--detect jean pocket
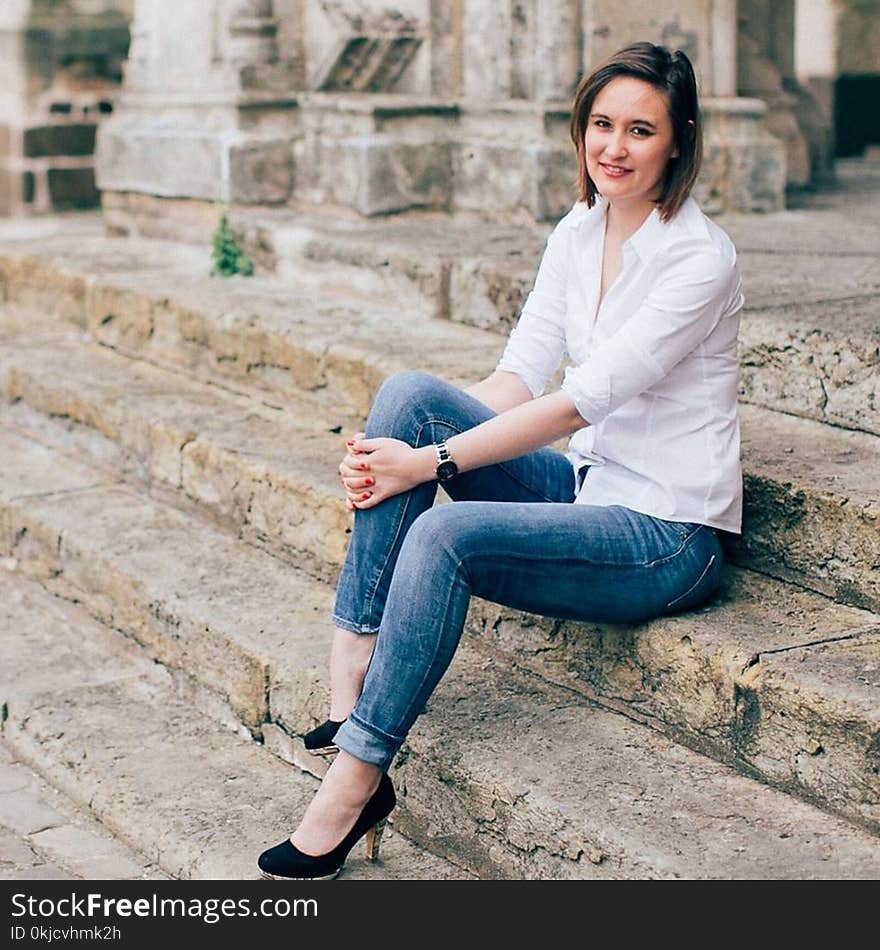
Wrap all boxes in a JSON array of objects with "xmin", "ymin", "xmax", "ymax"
[
  {"xmin": 668, "ymin": 521, "xmax": 705, "ymax": 542},
  {"xmin": 665, "ymin": 553, "xmax": 720, "ymax": 612}
]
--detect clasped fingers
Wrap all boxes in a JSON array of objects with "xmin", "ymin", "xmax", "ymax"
[{"xmin": 340, "ymin": 435, "xmax": 372, "ymax": 510}]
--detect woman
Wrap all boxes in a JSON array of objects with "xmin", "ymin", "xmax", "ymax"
[{"xmin": 258, "ymin": 41, "xmax": 744, "ymax": 880}]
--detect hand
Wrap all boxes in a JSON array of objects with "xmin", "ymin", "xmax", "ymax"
[
  {"xmin": 339, "ymin": 431, "xmax": 369, "ymax": 511},
  {"xmin": 339, "ymin": 435, "xmax": 432, "ymax": 511}
]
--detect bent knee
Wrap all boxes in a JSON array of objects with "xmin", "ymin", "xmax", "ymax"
[
  {"xmin": 369, "ymin": 371, "xmax": 461, "ymax": 440},
  {"xmin": 374, "ymin": 370, "xmax": 446, "ymax": 408},
  {"xmin": 405, "ymin": 504, "xmax": 483, "ymax": 560}
]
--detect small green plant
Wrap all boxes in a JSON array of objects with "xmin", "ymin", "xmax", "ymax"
[{"xmin": 211, "ymin": 213, "xmax": 254, "ymax": 277}]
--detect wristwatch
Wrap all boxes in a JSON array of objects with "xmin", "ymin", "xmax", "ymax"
[{"xmin": 434, "ymin": 441, "xmax": 459, "ymax": 483}]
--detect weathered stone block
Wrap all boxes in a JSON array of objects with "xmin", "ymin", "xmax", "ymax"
[
  {"xmin": 700, "ymin": 98, "xmax": 786, "ymax": 213},
  {"xmin": 99, "ymin": 116, "xmax": 295, "ymax": 205},
  {"xmin": 449, "ymin": 260, "xmax": 532, "ymax": 332},
  {"xmin": 29, "ymin": 824, "xmax": 152, "ymax": 880},
  {"xmin": 0, "ymin": 257, "xmax": 88, "ymax": 327},
  {"xmin": 0, "ymin": 790, "xmax": 67, "ymax": 837},
  {"xmin": 97, "ymin": 123, "xmax": 226, "ymax": 200},
  {"xmin": 529, "ymin": 143, "xmax": 574, "ymax": 221},
  {"xmin": 455, "ymin": 141, "xmax": 575, "ymax": 220},
  {"xmin": 23, "ymin": 124, "xmax": 97, "ymax": 158},
  {"xmin": 229, "ymin": 140, "xmax": 293, "ymax": 204},
  {"xmin": 584, "ymin": 1, "xmax": 710, "ymax": 81},
  {"xmin": 462, "ymin": 0, "xmax": 513, "ymax": 99},
  {"xmin": 101, "ymin": 192, "xmax": 220, "ymax": 243},
  {"xmin": 307, "ymin": 135, "xmax": 452, "ymax": 215}
]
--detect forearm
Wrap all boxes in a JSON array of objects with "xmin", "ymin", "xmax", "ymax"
[
  {"xmin": 463, "ymin": 371, "xmax": 534, "ymax": 414},
  {"xmin": 412, "ymin": 389, "xmax": 589, "ymax": 481}
]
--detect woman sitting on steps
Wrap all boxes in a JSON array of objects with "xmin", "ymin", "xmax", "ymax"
[{"xmin": 258, "ymin": 40, "xmax": 744, "ymax": 880}]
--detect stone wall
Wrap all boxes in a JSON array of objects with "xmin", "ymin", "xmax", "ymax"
[
  {"xmin": 0, "ymin": 0, "xmax": 131, "ymax": 215},
  {"xmin": 738, "ymin": 0, "xmax": 835, "ymax": 187},
  {"xmin": 97, "ymin": 0, "xmax": 792, "ymax": 229}
]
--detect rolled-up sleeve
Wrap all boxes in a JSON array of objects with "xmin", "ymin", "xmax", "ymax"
[
  {"xmin": 495, "ymin": 216, "xmax": 571, "ymax": 398},
  {"xmin": 561, "ymin": 246, "xmax": 743, "ymax": 425}
]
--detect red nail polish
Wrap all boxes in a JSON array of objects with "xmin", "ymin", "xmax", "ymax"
[
  {"xmin": 346, "ymin": 440, "xmax": 355, "ymax": 446},
  {"xmin": 365, "ymin": 477, "xmax": 374, "ymax": 485},
  {"xmin": 361, "ymin": 493, "xmax": 370, "ymax": 500}
]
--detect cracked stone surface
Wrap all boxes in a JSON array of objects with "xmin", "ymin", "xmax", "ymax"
[
  {"xmin": 0, "ymin": 739, "xmax": 166, "ymax": 881},
  {"xmin": 3, "ymin": 570, "xmax": 878, "ymax": 879},
  {"xmin": 0, "ymin": 415, "xmax": 878, "ymax": 833},
  {"xmin": 0, "ymin": 572, "xmax": 469, "ymax": 880},
  {"xmin": 0, "ymin": 307, "xmax": 877, "ymax": 611}
]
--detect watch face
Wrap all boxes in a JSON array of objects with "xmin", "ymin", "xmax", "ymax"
[{"xmin": 436, "ymin": 460, "xmax": 458, "ymax": 482}]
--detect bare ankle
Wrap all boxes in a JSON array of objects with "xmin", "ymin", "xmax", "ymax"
[{"xmin": 328, "ymin": 628, "xmax": 377, "ymax": 721}]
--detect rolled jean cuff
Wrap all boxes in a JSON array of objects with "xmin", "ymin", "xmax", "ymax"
[
  {"xmin": 334, "ymin": 714, "xmax": 402, "ymax": 771},
  {"xmin": 329, "ymin": 613, "xmax": 381, "ymax": 636}
]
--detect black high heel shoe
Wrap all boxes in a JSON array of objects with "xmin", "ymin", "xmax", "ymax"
[
  {"xmin": 303, "ymin": 718, "xmax": 344, "ymax": 755},
  {"xmin": 258, "ymin": 772, "xmax": 396, "ymax": 880}
]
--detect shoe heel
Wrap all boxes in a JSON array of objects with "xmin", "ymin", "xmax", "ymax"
[{"xmin": 364, "ymin": 818, "xmax": 387, "ymax": 862}]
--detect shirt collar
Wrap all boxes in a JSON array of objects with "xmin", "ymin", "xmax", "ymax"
[
  {"xmin": 625, "ymin": 206, "xmax": 667, "ymax": 262},
  {"xmin": 598, "ymin": 195, "xmax": 683, "ymax": 264}
]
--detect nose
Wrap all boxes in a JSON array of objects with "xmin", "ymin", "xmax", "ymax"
[{"xmin": 605, "ymin": 131, "xmax": 628, "ymax": 159}]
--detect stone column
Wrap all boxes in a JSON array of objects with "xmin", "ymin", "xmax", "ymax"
[
  {"xmin": 709, "ymin": 0, "xmax": 737, "ymax": 96},
  {"xmin": 460, "ymin": 0, "xmax": 580, "ymax": 101},
  {"xmin": 738, "ymin": 0, "xmax": 832, "ymax": 188},
  {"xmin": 461, "ymin": 0, "xmax": 513, "ymax": 100},
  {"xmin": 534, "ymin": 0, "xmax": 580, "ymax": 101},
  {"xmin": 0, "ymin": 0, "xmax": 129, "ymax": 216},
  {"xmin": 97, "ymin": 0, "xmax": 303, "ymax": 235},
  {"xmin": 795, "ymin": 0, "xmax": 837, "ymax": 159},
  {"xmin": 226, "ymin": 0, "xmax": 279, "ymax": 69}
]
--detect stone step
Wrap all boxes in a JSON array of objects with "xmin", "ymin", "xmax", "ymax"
[
  {"xmin": 0, "ymin": 233, "xmax": 490, "ymax": 419},
  {"xmin": 0, "ymin": 738, "xmax": 168, "ymax": 881},
  {"xmin": 2, "ymin": 217, "xmax": 878, "ymax": 436},
  {"xmin": 235, "ymin": 206, "xmax": 880, "ymax": 436},
  {"xmin": 0, "ymin": 319, "xmax": 362, "ymax": 584},
  {"xmin": 2, "ymin": 311, "xmax": 878, "ymax": 612},
  {"xmin": 737, "ymin": 295, "xmax": 880, "ymax": 438},
  {"xmin": 237, "ymin": 208, "xmax": 543, "ymax": 333},
  {"xmin": 2, "ymin": 475, "xmax": 879, "ymax": 880},
  {"xmin": 0, "ymin": 572, "xmax": 468, "ymax": 880},
  {"xmin": 1, "ymin": 424, "xmax": 878, "ymax": 840},
  {"xmin": 735, "ymin": 403, "xmax": 880, "ymax": 611}
]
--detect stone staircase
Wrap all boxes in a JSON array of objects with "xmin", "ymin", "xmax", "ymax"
[{"xmin": 0, "ymin": 164, "xmax": 878, "ymax": 878}]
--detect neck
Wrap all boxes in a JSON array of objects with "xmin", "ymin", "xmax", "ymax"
[{"xmin": 605, "ymin": 197, "xmax": 656, "ymax": 241}]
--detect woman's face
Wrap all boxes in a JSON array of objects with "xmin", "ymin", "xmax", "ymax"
[{"xmin": 584, "ymin": 76, "xmax": 679, "ymax": 209}]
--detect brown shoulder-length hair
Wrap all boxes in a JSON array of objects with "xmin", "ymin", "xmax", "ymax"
[{"xmin": 570, "ymin": 42, "xmax": 702, "ymax": 222}]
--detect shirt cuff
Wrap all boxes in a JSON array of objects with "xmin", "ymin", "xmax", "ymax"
[
  {"xmin": 561, "ymin": 365, "xmax": 609, "ymax": 426},
  {"xmin": 495, "ymin": 358, "xmax": 546, "ymax": 400}
]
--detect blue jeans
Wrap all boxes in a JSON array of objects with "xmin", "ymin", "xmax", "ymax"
[{"xmin": 332, "ymin": 371, "xmax": 724, "ymax": 770}]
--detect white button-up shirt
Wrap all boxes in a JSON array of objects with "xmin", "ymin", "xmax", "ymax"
[{"xmin": 497, "ymin": 195, "xmax": 744, "ymax": 533}]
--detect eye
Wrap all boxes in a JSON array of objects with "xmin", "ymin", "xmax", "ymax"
[
  {"xmin": 631, "ymin": 127, "xmax": 654, "ymax": 137},
  {"xmin": 592, "ymin": 119, "xmax": 611, "ymax": 129}
]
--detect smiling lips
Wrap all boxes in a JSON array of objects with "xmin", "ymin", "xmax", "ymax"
[{"xmin": 600, "ymin": 162, "xmax": 632, "ymax": 177}]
